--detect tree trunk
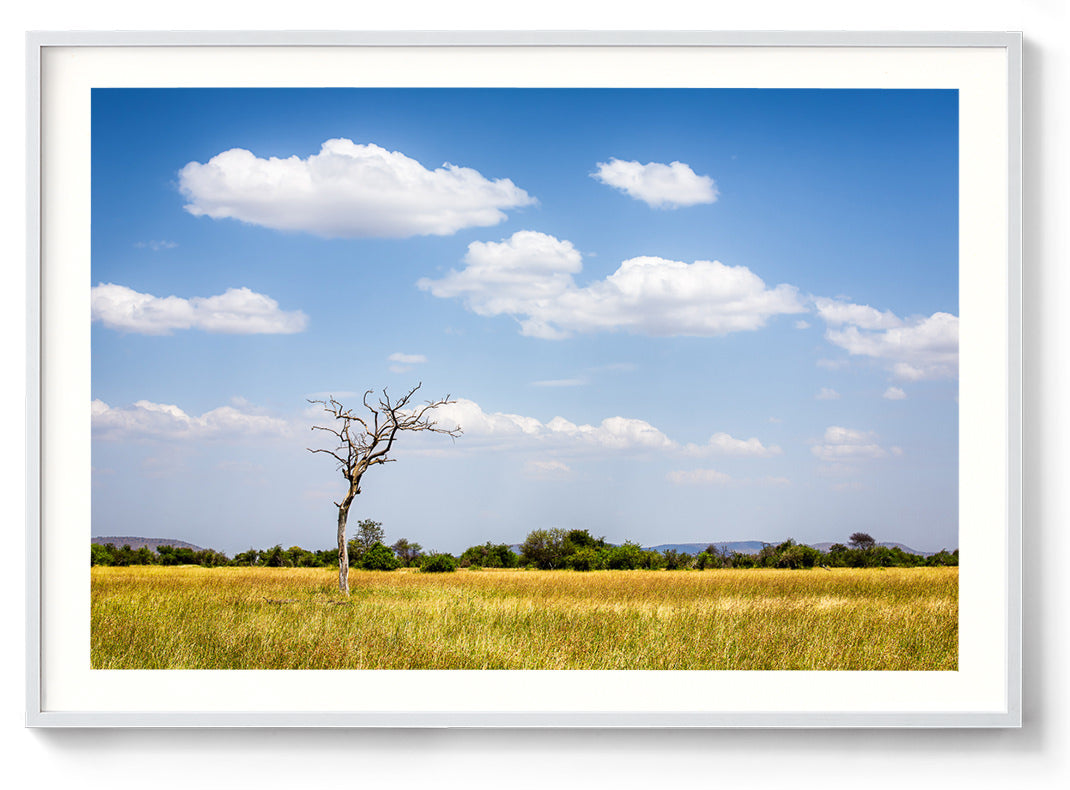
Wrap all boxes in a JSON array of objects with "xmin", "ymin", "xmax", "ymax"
[{"xmin": 337, "ymin": 489, "xmax": 355, "ymax": 594}]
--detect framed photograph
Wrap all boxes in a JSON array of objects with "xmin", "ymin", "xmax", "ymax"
[{"xmin": 27, "ymin": 31, "xmax": 1022, "ymax": 727}]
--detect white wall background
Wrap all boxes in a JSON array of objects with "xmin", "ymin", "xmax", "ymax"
[{"xmin": 2, "ymin": 3, "xmax": 1062, "ymax": 788}]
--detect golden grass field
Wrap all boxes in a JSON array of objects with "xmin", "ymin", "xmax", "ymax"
[{"xmin": 91, "ymin": 566, "xmax": 957, "ymax": 670}]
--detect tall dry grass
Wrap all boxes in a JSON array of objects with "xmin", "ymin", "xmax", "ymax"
[{"xmin": 91, "ymin": 566, "xmax": 957, "ymax": 670}]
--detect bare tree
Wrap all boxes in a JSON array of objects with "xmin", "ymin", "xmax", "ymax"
[{"xmin": 307, "ymin": 384, "xmax": 461, "ymax": 594}]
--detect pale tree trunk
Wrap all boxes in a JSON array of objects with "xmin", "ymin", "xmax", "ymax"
[{"xmin": 337, "ymin": 488, "xmax": 355, "ymax": 594}]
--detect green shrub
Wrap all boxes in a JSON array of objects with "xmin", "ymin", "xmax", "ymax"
[
  {"xmin": 360, "ymin": 542, "xmax": 402, "ymax": 571},
  {"xmin": 420, "ymin": 553, "xmax": 458, "ymax": 573},
  {"xmin": 566, "ymin": 547, "xmax": 605, "ymax": 571},
  {"xmin": 91, "ymin": 543, "xmax": 115, "ymax": 566},
  {"xmin": 605, "ymin": 541, "xmax": 644, "ymax": 570}
]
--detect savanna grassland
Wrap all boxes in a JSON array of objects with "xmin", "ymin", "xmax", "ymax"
[{"xmin": 91, "ymin": 566, "xmax": 957, "ymax": 670}]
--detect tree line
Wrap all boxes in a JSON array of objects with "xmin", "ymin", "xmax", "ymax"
[
  {"xmin": 91, "ymin": 524, "xmax": 957, "ymax": 571},
  {"xmin": 512, "ymin": 528, "xmax": 957, "ymax": 570},
  {"xmin": 91, "ymin": 519, "xmax": 457, "ymax": 572}
]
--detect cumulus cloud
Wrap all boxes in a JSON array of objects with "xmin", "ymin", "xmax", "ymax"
[
  {"xmin": 883, "ymin": 387, "xmax": 907, "ymax": 400},
  {"xmin": 426, "ymin": 398, "xmax": 682, "ymax": 455},
  {"xmin": 824, "ymin": 312, "xmax": 959, "ymax": 380},
  {"xmin": 814, "ymin": 297, "xmax": 958, "ymax": 381},
  {"xmin": 418, "ymin": 231, "xmax": 804, "ymax": 339},
  {"xmin": 811, "ymin": 426, "xmax": 889, "ymax": 462},
  {"xmin": 92, "ymin": 399, "xmax": 292, "ymax": 441},
  {"xmin": 816, "ymin": 387, "xmax": 841, "ymax": 401},
  {"xmin": 591, "ymin": 158, "xmax": 717, "ymax": 209},
  {"xmin": 91, "ymin": 284, "xmax": 308, "ymax": 335},
  {"xmin": 177, "ymin": 139, "xmax": 534, "ymax": 239},
  {"xmin": 441, "ymin": 408, "xmax": 781, "ymax": 458},
  {"xmin": 688, "ymin": 432, "xmax": 782, "ymax": 458},
  {"xmin": 814, "ymin": 297, "xmax": 903, "ymax": 330}
]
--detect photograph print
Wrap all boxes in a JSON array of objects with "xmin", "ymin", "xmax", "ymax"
[{"xmin": 90, "ymin": 87, "xmax": 959, "ymax": 671}]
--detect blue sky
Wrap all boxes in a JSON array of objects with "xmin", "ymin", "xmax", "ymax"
[{"xmin": 91, "ymin": 88, "xmax": 958, "ymax": 555}]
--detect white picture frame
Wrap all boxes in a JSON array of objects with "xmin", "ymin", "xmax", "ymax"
[{"xmin": 26, "ymin": 31, "xmax": 1022, "ymax": 727}]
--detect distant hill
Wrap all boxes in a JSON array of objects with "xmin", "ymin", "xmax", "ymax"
[
  {"xmin": 647, "ymin": 540, "xmax": 940, "ymax": 557},
  {"xmin": 808, "ymin": 541, "xmax": 937, "ymax": 557},
  {"xmin": 91, "ymin": 536, "xmax": 207, "ymax": 553},
  {"xmin": 645, "ymin": 541, "xmax": 768, "ymax": 556}
]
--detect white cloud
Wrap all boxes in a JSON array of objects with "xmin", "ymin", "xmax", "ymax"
[
  {"xmin": 883, "ymin": 387, "xmax": 907, "ymax": 400},
  {"xmin": 428, "ymin": 398, "xmax": 677, "ymax": 455},
  {"xmin": 178, "ymin": 139, "xmax": 534, "ymax": 239},
  {"xmin": 666, "ymin": 470, "xmax": 791, "ymax": 487},
  {"xmin": 816, "ymin": 358, "xmax": 848, "ymax": 371},
  {"xmin": 532, "ymin": 378, "xmax": 587, "ymax": 388},
  {"xmin": 134, "ymin": 240, "xmax": 178, "ymax": 251},
  {"xmin": 92, "ymin": 399, "xmax": 292, "ymax": 441},
  {"xmin": 794, "ymin": 320, "xmax": 811, "ymax": 330},
  {"xmin": 811, "ymin": 426, "xmax": 889, "ymax": 462},
  {"xmin": 688, "ymin": 432, "xmax": 782, "ymax": 458},
  {"xmin": 591, "ymin": 362, "xmax": 638, "ymax": 373},
  {"xmin": 418, "ymin": 231, "xmax": 805, "ymax": 339},
  {"xmin": 831, "ymin": 481, "xmax": 866, "ymax": 492},
  {"xmin": 591, "ymin": 158, "xmax": 717, "ymax": 209},
  {"xmin": 387, "ymin": 352, "xmax": 428, "ymax": 374},
  {"xmin": 388, "ymin": 352, "xmax": 427, "ymax": 365},
  {"xmin": 91, "ymin": 284, "xmax": 308, "ymax": 335},
  {"xmin": 545, "ymin": 415, "xmax": 678, "ymax": 452},
  {"xmin": 304, "ymin": 390, "xmax": 360, "ymax": 401},
  {"xmin": 524, "ymin": 459, "xmax": 572, "ymax": 478},
  {"xmin": 817, "ymin": 298, "xmax": 958, "ymax": 380},
  {"xmin": 814, "ymin": 297, "xmax": 903, "ymax": 330},
  {"xmin": 816, "ymin": 387, "xmax": 841, "ymax": 400},
  {"xmin": 667, "ymin": 469, "xmax": 733, "ymax": 486},
  {"xmin": 761, "ymin": 477, "xmax": 792, "ymax": 487}
]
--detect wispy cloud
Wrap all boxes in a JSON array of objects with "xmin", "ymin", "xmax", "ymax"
[
  {"xmin": 388, "ymin": 352, "xmax": 428, "ymax": 365},
  {"xmin": 532, "ymin": 378, "xmax": 587, "ymax": 388},
  {"xmin": 667, "ymin": 469, "xmax": 791, "ymax": 487},
  {"xmin": 883, "ymin": 387, "xmax": 907, "ymax": 400},
  {"xmin": 134, "ymin": 240, "xmax": 178, "ymax": 251},
  {"xmin": 387, "ymin": 352, "xmax": 428, "ymax": 374},
  {"xmin": 524, "ymin": 459, "xmax": 572, "ymax": 479},
  {"xmin": 419, "ymin": 230, "xmax": 804, "ymax": 339},
  {"xmin": 811, "ymin": 426, "xmax": 888, "ymax": 462},
  {"xmin": 178, "ymin": 139, "xmax": 534, "ymax": 239},
  {"xmin": 816, "ymin": 387, "xmax": 841, "ymax": 401},
  {"xmin": 591, "ymin": 158, "xmax": 717, "ymax": 209},
  {"xmin": 304, "ymin": 391, "xmax": 360, "ymax": 401},
  {"xmin": 91, "ymin": 284, "xmax": 308, "ymax": 335},
  {"xmin": 666, "ymin": 468, "xmax": 733, "ymax": 486}
]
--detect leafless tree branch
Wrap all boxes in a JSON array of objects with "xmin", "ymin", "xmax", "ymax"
[{"xmin": 307, "ymin": 385, "xmax": 462, "ymax": 594}]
